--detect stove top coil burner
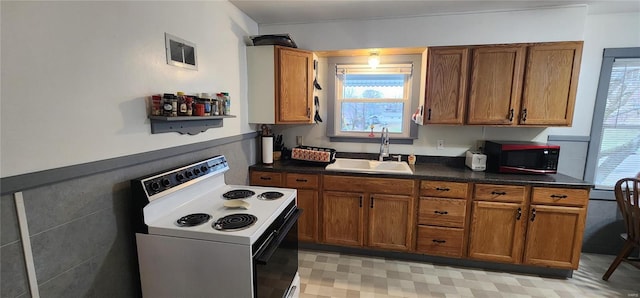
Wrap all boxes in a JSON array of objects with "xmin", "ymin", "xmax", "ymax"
[
  {"xmin": 213, "ymin": 213, "xmax": 257, "ymax": 231},
  {"xmin": 222, "ymin": 189, "xmax": 256, "ymax": 200},
  {"xmin": 176, "ymin": 213, "xmax": 212, "ymax": 227},
  {"xmin": 257, "ymin": 191, "xmax": 284, "ymax": 200}
]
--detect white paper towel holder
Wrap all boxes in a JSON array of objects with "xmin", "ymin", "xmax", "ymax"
[{"xmin": 262, "ymin": 136, "xmax": 273, "ymax": 165}]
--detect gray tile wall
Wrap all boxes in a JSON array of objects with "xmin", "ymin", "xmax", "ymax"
[{"xmin": 0, "ymin": 138, "xmax": 256, "ymax": 298}]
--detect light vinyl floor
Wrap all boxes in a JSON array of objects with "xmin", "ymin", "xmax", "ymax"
[{"xmin": 298, "ymin": 249, "xmax": 639, "ymax": 298}]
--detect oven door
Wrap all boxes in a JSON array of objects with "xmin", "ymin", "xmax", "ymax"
[{"xmin": 253, "ymin": 207, "xmax": 301, "ymax": 298}]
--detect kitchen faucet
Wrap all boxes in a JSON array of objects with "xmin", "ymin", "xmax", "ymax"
[{"xmin": 379, "ymin": 126, "xmax": 389, "ymax": 161}]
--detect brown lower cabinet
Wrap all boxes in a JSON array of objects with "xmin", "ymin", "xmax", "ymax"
[
  {"xmin": 250, "ymin": 170, "xmax": 320, "ymax": 243},
  {"xmin": 251, "ymin": 168, "xmax": 590, "ymax": 271},
  {"xmin": 468, "ymin": 201, "xmax": 526, "ymax": 263},
  {"xmin": 468, "ymin": 184, "xmax": 588, "ymax": 269},
  {"xmin": 322, "ymin": 175, "xmax": 415, "ymax": 252},
  {"xmin": 416, "ymin": 180, "xmax": 470, "ymax": 258}
]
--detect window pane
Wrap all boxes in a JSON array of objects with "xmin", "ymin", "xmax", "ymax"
[
  {"xmin": 594, "ymin": 58, "xmax": 640, "ymax": 188},
  {"xmin": 342, "ymin": 74, "xmax": 405, "ymax": 99},
  {"xmin": 340, "ymin": 102, "xmax": 404, "ymax": 133}
]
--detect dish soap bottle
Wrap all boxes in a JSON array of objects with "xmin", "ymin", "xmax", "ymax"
[{"xmin": 408, "ymin": 153, "xmax": 416, "ymax": 165}]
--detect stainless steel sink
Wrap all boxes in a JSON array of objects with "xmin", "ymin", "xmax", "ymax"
[{"xmin": 325, "ymin": 158, "xmax": 413, "ymax": 174}]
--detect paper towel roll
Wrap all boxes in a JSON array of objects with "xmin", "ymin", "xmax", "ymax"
[{"xmin": 262, "ymin": 136, "xmax": 273, "ymax": 164}]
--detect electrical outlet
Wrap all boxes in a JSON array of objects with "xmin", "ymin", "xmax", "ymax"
[
  {"xmin": 437, "ymin": 139, "xmax": 445, "ymax": 150},
  {"xmin": 476, "ymin": 140, "xmax": 485, "ymax": 152}
]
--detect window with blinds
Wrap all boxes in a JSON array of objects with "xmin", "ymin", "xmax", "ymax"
[
  {"xmin": 592, "ymin": 57, "xmax": 640, "ymax": 189},
  {"xmin": 334, "ymin": 64, "xmax": 413, "ymax": 137}
]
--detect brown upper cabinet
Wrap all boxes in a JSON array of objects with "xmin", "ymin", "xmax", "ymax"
[
  {"xmin": 423, "ymin": 47, "xmax": 470, "ymax": 124},
  {"xmin": 423, "ymin": 41, "xmax": 583, "ymax": 126},
  {"xmin": 466, "ymin": 45, "xmax": 526, "ymax": 125},
  {"xmin": 519, "ymin": 42, "xmax": 583, "ymax": 126},
  {"xmin": 247, "ymin": 45, "xmax": 314, "ymax": 124}
]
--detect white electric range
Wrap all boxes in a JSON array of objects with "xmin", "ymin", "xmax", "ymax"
[{"xmin": 131, "ymin": 155, "xmax": 300, "ymax": 298}]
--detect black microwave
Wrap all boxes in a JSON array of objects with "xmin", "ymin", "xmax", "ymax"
[{"xmin": 484, "ymin": 141, "xmax": 560, "ymax": 174}]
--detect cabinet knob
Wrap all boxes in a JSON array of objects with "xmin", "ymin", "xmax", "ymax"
[
  {"xmin": 432, "ymin": 239, "xmax": 446, "ymax": 244},
  {"xmin": 521, "ymin": 108, "xmax": 527, "ymax": 122},
  {"xmin": 491, "ymin": 191, "xmax": 507, "ymax": 196},
  {"xmin": 370, "ymin": 196, "xmax": 374, "ymax": 208},
  {"xmin": 260, "ymin": 176, "xmax": 271, "ymax": 180},
  {"xmin": 530, "ymin": 208, "xmax": 536, "ymax": 222},
  {"xmin": 295, "ymin": 178, "xmax": 308, "ymax": 182},
  {"xmin": 435, "ymin": 187, "xmax": 450, "ymax": 191},
  {"xmin": 509, "ymin": 108, "xmax": 514, "ymax": 122},
  {"xmin": 427, "ymin": 108, "xmax": 432, "ymax": 121},
  {"xmin": 516, "ymin": 207, "xmax": 522, "ymax": 220},
  {"xmin": 359, "ymin": 196, "xmax": 363, "ymax": 208},
  {"xmin": 434, "ymin": 210, "xmax": 449, "ymax": 215}
]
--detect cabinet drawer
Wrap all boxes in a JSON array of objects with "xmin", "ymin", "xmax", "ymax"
[
  {"xmin": 416, "ymin": 226, "xmax": 464, "ymax": 258},
  {"xmin": 474, "ymin": 184, "xmax": 526, "ymax": 203},
  {"xmin": 420, "ymin": 181, "xmax": 468, "ymax": 198},
  {"xmin": 418, "ymin": 198, "xmax": 466, "ymax": 228},
  {"xmin": 285, "ymin": 173, "xmax": 319, "ymax": 189},
  {"xmin": 531, "ymin": 187, "xmax": 589, "ymax": 207},
  {"xmin": 324, "ymin": 175, "xmax": 414, "ymax": 195},
  {"xmin": 250, "ymin": 171, "xmax": 282, "ymax": 187}
]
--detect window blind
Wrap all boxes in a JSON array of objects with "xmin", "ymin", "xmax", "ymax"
[{"xmin": 593, "ymin": 57, "xmax": 640, "ymax": 189}]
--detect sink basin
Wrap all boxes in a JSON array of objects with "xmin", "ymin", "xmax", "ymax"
[{"xmin": 325, "ymin": 158, "xmax": 413, "ymax": 174}]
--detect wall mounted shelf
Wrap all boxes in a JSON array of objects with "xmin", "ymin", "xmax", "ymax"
[{"xmin": 149, "ymin": 115, "xmax": 236, "ymax": 135}]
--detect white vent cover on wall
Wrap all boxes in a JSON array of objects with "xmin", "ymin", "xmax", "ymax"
[{"xmin": 165, "ymin": 33, "xmax": 197, "ymax": 70}]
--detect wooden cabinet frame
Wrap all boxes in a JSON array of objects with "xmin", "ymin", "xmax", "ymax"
[{"xmin": 423, "ymin": 41, "xmax": 583, "ymax": 127}]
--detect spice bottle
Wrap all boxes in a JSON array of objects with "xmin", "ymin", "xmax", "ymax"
[
  {"xmin": 222, "ymin": 92, "xmax": 230, "ymax": 115},
  {"xmin": 200, "ymin": 93, "xmax": 212, "ymax": 115},
  {"xmin": 162, "ymin": 93, "xmax": 176, "ymax": 117},
  {"xmin": 185, "ymin": 96, "xmax": 193, "ymax": 116},
  {"xmin": 177, "ymin": 91, "xmax": 187, "ymax": 116},
  {"xmin": 151, "ymin": 95, "xmax": 162, "ymax": 116},
  {"xmin": 217, "ymin": 93, "xmax": 226, "ymax": 115}
]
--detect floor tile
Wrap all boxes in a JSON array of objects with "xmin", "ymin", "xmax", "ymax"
[{"xmin": 299, "ymin": 250, "xmax": 640, "ymax": 298}]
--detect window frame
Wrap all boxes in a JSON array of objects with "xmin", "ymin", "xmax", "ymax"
[
  {"xmin": 326, "ymin": 55, "xmax": 421, "ymax": 144},
  {"xmin": 584, "ymin": 47, "xmax": 640, "ymax": 200},
  {"xmin": 335, "ymin": 64, "xmax": 413, "ymax": 138}
]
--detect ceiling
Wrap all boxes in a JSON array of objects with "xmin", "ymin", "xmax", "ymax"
[{"xmin": 229, "ymin": 0, "xmax": 640, "ymax": 25}]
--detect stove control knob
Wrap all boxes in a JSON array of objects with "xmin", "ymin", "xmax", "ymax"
[
  {"xmin": 193, "ymin": 168, "xmax": 201, "ymax": 175},
  {"xmin": 150, "ymin": 182, "xmax": 160, "ymax": 191},
  {"xmin": 200, "ymin": 165, "xmax": 208, "ymax": 173},
  {"xmin": 161, "ymin": 178, "xmax": 171, "ymax": 187},
  {"xmin": 176, "ymin": 173, "xmax": 185, "ymax": 182},
  {"xmin": 185, "ymin": 170, "xmax": 193, "ymax": 178}
]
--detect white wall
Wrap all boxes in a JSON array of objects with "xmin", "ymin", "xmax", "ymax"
[
  {"xmin": 260, "ymin": 6, "xmax": 590, "ymax": 157},
  {"xmin": 547, "ymin": 11, "xmax": 640, "ymax": 136},
  {"xmin": 0, "ymin": 1, "xmax": 258, "ymax": 177}
]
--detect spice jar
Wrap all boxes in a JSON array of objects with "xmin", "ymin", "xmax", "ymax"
[
  {"xmin": 162, "ymin": 93, "xmax": 176, "ymax": 117},
  {"xmin": 200, "ymin": 93, "xmax": 212, "ymax": 115},
  {"xmin": 151, "ymin": 95, "xmax": 162, "ymax": 116}
]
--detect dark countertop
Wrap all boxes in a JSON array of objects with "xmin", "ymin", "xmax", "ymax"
[{"xmin": 249, "ymin": 157, "xmax": 593, "ymax": 188}]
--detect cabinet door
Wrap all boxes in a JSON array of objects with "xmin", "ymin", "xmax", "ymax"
[
  {"xmin": 297, "ymin": 189, "xmax": 318, "ymax": 242},
  {"xmin": 520, "ymin": 42, "xmax": 583, "ymax": 126},
  {"xmin": 322, "ymin": 191, "xmax": 364, "ymax": 246},
  {"xmin": 468, "ymin": 201, "xmax": 526, "ymax": 264},
  {"xmin": 276, "ymin": 46, "xmax": 313, "ymax": 123},
  {"xmin": 467, "ymin": 45, "xmax": 526, "ymax": 125},
  {"xmin": 424, "ymin": 47, "xmax": 469, "ymax": 124},
  {"xmin": 523, "ymin": 205, "xmax": 586, "ymax": 269},
  {"xmin": 368, "ymin": 194, "xmax": 413, "ymax": 251}
]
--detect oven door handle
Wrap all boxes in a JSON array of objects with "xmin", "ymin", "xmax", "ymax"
[{"xmin": 255, "ymin": 208, "xmax": 302, "ymax": 265}]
